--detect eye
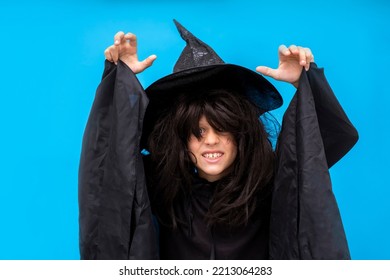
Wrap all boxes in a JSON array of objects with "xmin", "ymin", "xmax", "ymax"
[{"xmin": 199, "ymin": 128, "xmax": 206, "ymax": 135}]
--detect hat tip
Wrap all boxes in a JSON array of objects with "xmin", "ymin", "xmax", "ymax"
[
  {"xmin": 173, "ymin": 19, "xmax": 182, "ymax": 30},
  {"xmin": 172, "ymin": 19, "xmax": 193, "ymax": 41}
]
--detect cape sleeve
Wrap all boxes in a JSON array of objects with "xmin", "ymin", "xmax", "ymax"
[
  {"xmin": 78, "ymin": 60, "xmax": 158, "ymax": 259},
  {"xmin": 307, "ymin": 64, "xmax": 359, "ymax": 168},
  {"xmin": 269, "ymin": 63, "xmax": 358, "ymax": 259}
]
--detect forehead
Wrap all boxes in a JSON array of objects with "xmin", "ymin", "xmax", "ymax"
[{"xmin": 198, "ymin": 115, "xmax": 210, "ymax": 126}]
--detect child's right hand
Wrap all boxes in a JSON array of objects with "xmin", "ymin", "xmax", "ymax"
[{"xmin": 104, "ymin": 31, "xmax": 157, "ymax": 74}]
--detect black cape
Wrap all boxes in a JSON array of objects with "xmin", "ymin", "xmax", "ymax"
[{"xmin": 78, "ymin": 60, "xmax": 358, "ymax": 259}]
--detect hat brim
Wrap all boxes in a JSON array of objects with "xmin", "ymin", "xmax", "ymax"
[{"xmin": 141, "ymin": 64, "xmax": 282, "ymax": 149}]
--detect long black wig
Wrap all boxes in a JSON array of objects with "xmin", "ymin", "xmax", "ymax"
[{"xmin": 147, "ymin": 89, "xmax": 276, "ymax": 228}]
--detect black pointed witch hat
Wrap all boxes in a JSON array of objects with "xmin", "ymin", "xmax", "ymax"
[{"xmin": 142, "ymin": 20, "xmax": 283, "ymax": 148}]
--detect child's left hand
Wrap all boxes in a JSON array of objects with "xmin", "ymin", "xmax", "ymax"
[{"xmin": 256, "ymin": 45, "xmax": 314, "ymax": 88}]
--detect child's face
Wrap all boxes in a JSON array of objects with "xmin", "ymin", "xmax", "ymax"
[{"xmin": 187, "ymin": 115, "xmax": 237, "ymax": 182}]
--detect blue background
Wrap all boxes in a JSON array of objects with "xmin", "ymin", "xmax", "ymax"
[{"xmin": 0, "ymin": 0, "xmax": 389, "ymax": 260}]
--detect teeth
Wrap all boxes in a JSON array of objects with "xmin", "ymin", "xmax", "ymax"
[{"xmin": 203, "ymin": 153, "xmax": 222, "ymax": 159}]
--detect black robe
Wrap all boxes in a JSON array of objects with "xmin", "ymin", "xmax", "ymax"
[{"xmin": 78, "ymin": 60, "xmax": 358, "ymax": 259}]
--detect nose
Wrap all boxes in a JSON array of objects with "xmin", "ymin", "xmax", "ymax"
[{"xmin": 204, "ymin": 129, "xmax": 220, "ymax": 145}]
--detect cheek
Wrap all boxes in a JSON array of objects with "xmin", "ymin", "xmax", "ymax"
[
  {"xmin": 221, "ymin": 138, "xmax": 237, "ymax": 163},
  {"xmin": 187, "ymin": 137, "xmax": 198, "ymax": 153},
  {"xmin": 224, "ymin": 136, "xmax": 237, "ymax": 150},
  {"xmin": 229, "ymin": 139, "xmax": 238, "ymax": 160}
]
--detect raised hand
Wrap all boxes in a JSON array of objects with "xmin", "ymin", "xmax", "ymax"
[
  {"xmin": 104, "ymin": 31, "xmax": 157, "ymax": 74},
  {"xmin": 256, "ymin": 45, "xmax": 314, "ymax": 88}
]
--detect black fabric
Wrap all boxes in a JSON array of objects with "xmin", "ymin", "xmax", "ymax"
[
  {"xmin": 78, "ymin": 60, "xmax": 158, "ymax": 259},
  {"xmin": 78, "ymin": 61, "xmax": 358, "ymax": 260},
  {"xmin": 172, "ymin": 19, "xmax": 225, "ymax": 72},
  {"xmin": 269, "ymin": 64, "xmax": 358, "ymax": 259},
  {"xmin": 158, "ymin": 178, "xmax": 271, "ymax": 260},
  {"xmin": 306, "ymin": 67, "xmax": 358, "ymax": 168}
]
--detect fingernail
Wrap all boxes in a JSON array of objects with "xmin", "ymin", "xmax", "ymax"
[{"xmin": 115, "ymin": 40, "xmax": 119, "ymax": 44}]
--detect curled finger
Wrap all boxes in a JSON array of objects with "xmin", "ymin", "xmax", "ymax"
[
  {"xmin": 304, "ymin": 47, "xmax": 314, "ymax": 62},
  {"xmin": 278, "ymin": 45, "xmax": 290, "ymax": 56},
  {"xmin": 288, "ymin": 44, "xmax": 298, "ymax": 55},
  {"xmin": 114, "ymin": 31, "xmax": 125, "ymax": 45},
  {"xmin": 104, "ymin": 47, "xmax": 113, "ymax": 62},
  {"xmin": 297, "ymin": 46, "xmax": 307, "ymax": 66},
  {"xmin": 124, "ymin": 32, "xmax": 137, "ymax": 47},
  {"xmin": 110, "ymin": 46, "xmax": 119, "ymax": 64},
  {"xmin": 104, "ymin": 45, "xmax": 119, "ymax": 64}
]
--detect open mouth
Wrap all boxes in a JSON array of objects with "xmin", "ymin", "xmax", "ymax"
[{"xmin": 202, "ymin": 152, "xmax": 223, "ymax": 159}]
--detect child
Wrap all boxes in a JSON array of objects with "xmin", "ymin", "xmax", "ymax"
[{"xmin": 79, "ymin": 21, "xmax": 358, "ymax": 259}]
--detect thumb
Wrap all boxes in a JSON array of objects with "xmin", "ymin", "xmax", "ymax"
[
  {"xmin": 256, "ymin": 66, "xmax": 278, "ymax": 79},
  {"xmin": 140, "ymin": 54, "xmax": 157, "ymax": 69}
]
